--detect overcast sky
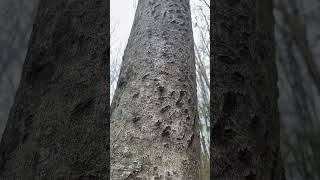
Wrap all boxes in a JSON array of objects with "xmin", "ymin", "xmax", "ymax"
[{"xmin": 110, "ymin": 0, "xmax": 138, "ymax": 53}]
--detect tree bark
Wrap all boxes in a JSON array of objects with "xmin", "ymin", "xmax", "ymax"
[
  {"xmin": 0, "ymin": 0, "xmax": 109, "ymax": 179},
  {"xmin": 211, "ymin": 0, "xmax": 285, "ymax": 179},
  {"xmin": 110, "ymin": 0, "xmax": 200, "ymax": 179}
]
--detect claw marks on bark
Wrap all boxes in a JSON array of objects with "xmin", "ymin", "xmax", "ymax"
[
  {"xmin": 162, "ymin": 126, "xmax": 171, "ymax": 138},
  {"xmin": 132, "ymin": 92, "xmax": 140, "ymax": 99},
  {"xmin": 160, "ymin": 105, "xmax": 171, "ymax": 114},
  {"xmin": 149, "ymin": 1, "xmax": 162, "ymax": 20},
  {"xmin": 132, "ymin": 116, "xmax": 141, "ymax": 123},
  {"xmin": 147, "ymin": 0, "xmax": 190, "ymax": 28}
]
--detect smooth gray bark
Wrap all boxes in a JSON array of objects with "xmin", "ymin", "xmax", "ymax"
[
  {"xmin": 211, "ymin": 0, "xmax": 285, "ymax": 179},
  {"xmin": 110, "ymin": 0, "xmax": 200, "ymax": 179},
  {"xmin": 0, "ymin": 0, "xmax": 109, "ymax": 179}
]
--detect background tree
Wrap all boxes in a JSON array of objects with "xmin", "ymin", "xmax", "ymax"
[
  {"xmin": 0, "ymin": 0, "xmax": 109, "ymax": 178},
  {"xmin": 211, "ymin": 0, "xmax": 284, "ymax": 179},
  {"xmin": 190, "ymin": 0, "xmax": 210, "ymax": 179},
  {"xmin": 275, "ymin": 0, "xmax": 320, "ymax": 179},
  {"xmin": 0, "ymin": 0, "xmax": 39, "ymax": 139},
  {"xmin": 110, "ymin": 0, "xmax": 200, "ymax": 179}
]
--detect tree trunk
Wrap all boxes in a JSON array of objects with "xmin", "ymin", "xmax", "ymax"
[
  {"xmin": 0, "ymin": 0, "xmax": 109, "ymax": 179},
  {"xmin": 110, "ymin": 0, "xmax": 200, "ymax": 179},
  {"xmin": 211, "ymin": 0, "xmax": 285, "ymax": 179}
]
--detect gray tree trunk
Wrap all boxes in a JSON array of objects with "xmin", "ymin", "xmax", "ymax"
[
  {"xmin": 0, "ymin": 0, "xmax": 109, "ymax": 179},
  {"xmin": 211, "ymin": 0, "xmax": 285, "ymax": 179},
  {"xmin": 110, "ymin": 0, "xmax": 200, "ymax": 179}
]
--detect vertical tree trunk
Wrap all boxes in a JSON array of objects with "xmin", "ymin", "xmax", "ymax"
[
  {"xmin": 110, "ymin": 0, "xmax": 200, "ymax": 179},
  {"xmin": 0, "ymin": 0, "xmax": 109, "ymax": 179},
  {"xmin": 211, "ymin": 0, "xmax": 285, "ymax": 179}
]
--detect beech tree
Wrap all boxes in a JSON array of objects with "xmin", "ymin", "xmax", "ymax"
[
  {"xmin": 0, "ymin": 0, "xmax": 109, "ymax": 179},
  {"xmin": 211, "ymin": 0, "xmax": 285, "ymax": 179},
  {"xmin": 110, "ymin": 0, "xmax": 200, "ymax": 179}
]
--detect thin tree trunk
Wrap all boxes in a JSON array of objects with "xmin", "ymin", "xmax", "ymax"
[
  {"xmin": 110, "ymin": 0, "xmax": 200, "ymax": 179},
  {"xmin": 211, "ymin": 0, "xmax": 285, "ymax": 179},
  {"xmin": 0, "ymin": 0, "xmax": 109, "ymax": 179}
]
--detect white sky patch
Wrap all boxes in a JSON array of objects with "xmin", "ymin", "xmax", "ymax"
[
  {"xmin": 110, "ymin": 0, "xmax": 137, "ymax": 51},
  {"xmin": 110, "ymin": 0, "xmax": 138, "ymax": 99}
]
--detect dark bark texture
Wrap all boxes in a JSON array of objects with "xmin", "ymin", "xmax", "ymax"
[
  {"xmin": 0, "ymin": 0, "xmax": 109, "ymax": 179},
  {"xmin": 211, "ymin": 0, "xmax": 285, "ymax": 179},
  {"xmin": 110, "ymin": 0, "xmax": 200, "ymax": 179}
]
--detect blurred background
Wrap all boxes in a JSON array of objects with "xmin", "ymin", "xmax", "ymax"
[
  {"xmin": 0, "ymin": 0, "xmax": 319, "ymax": 179},
  {"xmin": 275, "ymin": 0, "xmax": 320, "ymax": 179},
  {"xmin": 0, "ymin": 0, "xmax": 39, "ymax": 138}
]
